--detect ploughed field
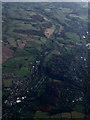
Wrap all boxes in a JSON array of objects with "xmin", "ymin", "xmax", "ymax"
[{"xmin": 2, "ymin": 2, "xmax": 88, "ymax": 119}]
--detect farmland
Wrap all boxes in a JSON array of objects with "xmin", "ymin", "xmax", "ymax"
[{"xmin": 2, "ymin": 2, "xmax": 88, "ymax": 119}]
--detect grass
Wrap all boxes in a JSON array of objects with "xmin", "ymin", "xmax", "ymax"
[
  {"xmin": 51, "ymin": 50, "xmax": 60, "ymax": 55},
  {"xmin": 3, "ymin": 67, "xmax": 14, "ymax": 73},
  {"xmin": 50, "ymin": 111, "xmax": 85, "ymax": 119},
  {"xmin": 3, "ymin": 57, "xmax": 27, "ymax": 66},
  {"xmin": 45, "ymin": 8, "xmax": 51, "ymax": 12},
  {"xmin": 87, "ymin": 115, "xmax": 90, "ymax": 120},
  {"xmin": 34, "ymin": 111, "xmax": 49, "ymax": 118},
  {"xmin": 25, "ymin": 41, "xmax": 42, "ymax": 52},
  {"xmin": 30, "ymin": 76, "xmax": 39, "ymax": 88},
  {"xmin": 0, "ymin": 91, "xmax": 2, "ymax": 99},
  {"xmin": 65, "ymin": 32, "xmax": 80, "ymax": 44},
  {"xmin": 3, "ymin": 78, "xmax": 13, "ymax": 87},
  {"xmin": 59, "ymin": 7, "xmax": 72, "ymax": 14},
  {"xmin": 20, "ymin": 109, "xmax": 35, "ymax": 118},
  {"xmin": 51, "ymin": 113, "xmax": 62, "ymax": 118},
  {"xmin": 73, "ymin": 105, "xmax": 85, "ymax": 113},
  {"xmin": 7, "ymin": 29, "xmax": 27, "ymax": 40},
  {"xmin": 57, "ymin": 37, "xmax": 65, "ymax": 43},
  {"xmin": 3, "ymin": 67, "xmax": 29, "ymax": 76},
  {"xmin": 61, "ymin": 113, "xmax": 71, "ymax": 118},
  {"xmin": 54, "ymin": 9, "xmax": 66, "ymax": 24},
  {"xmin": 60, "ymin": 111, "xmax": 85, "ymax": 118},
  {"xmin": 65, "ymin": 47, "xmax": 74, "ymax": 54},
  {"xmin": 16, "ymin": 23, "xmax": 39, "ymax": 31},
  {"xmin": 71, "ymin": 111, "xmax": 85, "ymax": 118},
  {"xmin": 69, "ymin": 13, "xmax": 87, "ymax": 21},
  {"xmin": 37, "ymin": 84, "xmax": 46, "ymax": 97},
  {"xmin": 3, "ymin": 55, "xmax": 31, "ymax": 76},
  {"xmin": 44, "ymin": 52, "xmax": 52, "ymax": 63},
  {"xmin": 13, "ymin": 67, "xmax": 29, "ymax": 76},
  {"xmin": 7, "ymin": 37, "xmax": 17, "ymax": 47},
  {"xmin": 14, "ymin": 48, "xmax": 38, "ymax": 60},
  {"xmin": 40, "ymin": 37, "xmax": 47, "ymax": 44}
]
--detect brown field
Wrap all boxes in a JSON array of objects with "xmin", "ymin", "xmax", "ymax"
[
  {"xmin": 66, "ymin": 45, "xmax": 75, "ymax": 48},
  {"xmin": 44, "ymin": 26, "xmax": 55, "ymax": 38},
  {"xmin": 61, "ymin": 111, "xmax": 85, "ymax": 118},
  {"xmin": 52, "ymin": 50, "xmax": 60, "ymax": 55},
  {"xmin": 61, "ymin": 113, "xmax": 71, "ymax": 118},
  {"xmin": 3, "ymin": 78, "xmax": 13, "ymax": 87},
  {"xmin": 58, "ymin": 24, "xmax": 64, "ymax": 34},
  {"xmin": 27, "ymin": 11, "xmax": 37, "ymax": 16},
  {"xmin": 2, "ymin": 45, "xmax": 14, "ymax": 63},
  {"xmin": 17, "ymin": 40, "xmax": 27, "ymax": 49},
  {"xmin": 71, "ymin": 111, "xmax": 85, "ymax": 118},
  {"xmin": 17, "ymin": 37, "xmax": 35, "ymax": 49},
  {"xmin": 26, "ymin": 37, "xmax": 35, "ymax": 42}
]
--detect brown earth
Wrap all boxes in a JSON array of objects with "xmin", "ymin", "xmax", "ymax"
[
  {"xmin": 58, "ymin": 24, "xmax": 64, "ymax": 34},
  {"xmin": 44, "ymin": 26, "xmax": 55, "ymax": 38},
  {"xmin": 34, "ymin": 104, "xmax": 51, "ymax": 112},
  {"xmin": 52, "ymin": 50, "xmax": 60, "ymax": 55},
  {"xmin": 17, "ymin": 40, "xmax": 26, "ymax": 49},
  {"xmin": 26, "ymin": 37, "xmax": 35, "ymax": 42},
  {"xmin": 2, "ymin": 45, "xmax": 14, "ymax": 63},
  {"xmin": 66, "ymin": 45, "xmax": 75, "ymax": 48},
  {"xmin": 17, "ymin": 38, "xmax": 35, "ymax": 49}
]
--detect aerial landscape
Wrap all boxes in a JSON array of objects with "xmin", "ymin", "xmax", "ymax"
[{"xmin": 2, "ymin": 2, "xmax": 88, "ymax": 119}]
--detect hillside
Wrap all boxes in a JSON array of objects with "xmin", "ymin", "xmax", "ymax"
[{"xmin": 2, "ymin": 2, "xmax": 88, "ymax": 119}]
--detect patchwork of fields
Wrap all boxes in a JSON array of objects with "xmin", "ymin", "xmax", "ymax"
[{"xmin": 2, "ymin": 2, "xmax": 88, "ymax": 119}]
